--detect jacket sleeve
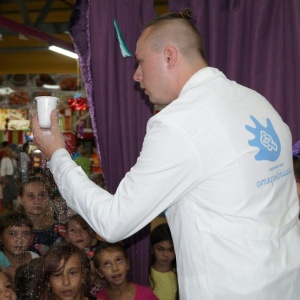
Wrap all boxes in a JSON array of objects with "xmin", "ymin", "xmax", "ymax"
[{"xmin": 50, "ymin": 120, "xmax": 202, "ymax": 242}]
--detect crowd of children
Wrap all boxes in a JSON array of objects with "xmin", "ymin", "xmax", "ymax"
[
  {"xmin": 1, "ymin": 135, "xmax": 300, "ymax": 299},
  {"xmin": 0, "ymin": 141, "xmax": 179, "ymax": 299}
]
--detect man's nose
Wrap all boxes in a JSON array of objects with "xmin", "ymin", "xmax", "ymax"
[{"xmin": 133, "ymin": 65, "xmax": 141, "ymax": 82}]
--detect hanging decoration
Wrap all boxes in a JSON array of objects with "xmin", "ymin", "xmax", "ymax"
[
  {"xmin": 114, "ymin": 18, "xmax": 132, "ymax": 58},
  {"xmin": 68, "ymin": 92, "xmax": 87, "ymax": 111}
]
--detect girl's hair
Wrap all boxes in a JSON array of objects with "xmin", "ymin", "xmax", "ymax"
[
  {"xmin": 39, "ymin": 243, "xmax": 91, "ymax": 299},
  {"xmin": 149, "ymin": 223, "xmax": 177, "ymax": 292},
  {"xmin": 66, "ymin": 214, "xmax": 95, "ymax": 238},
  {"xmin": 15, "ymin": 257, "xmax": 44, "ymax": 300},
  {"xmin": 150, "ymin": 223, "xmax": 173, "ymax": 246},
  {"xmin": 18, "ymin": 176, "xmax": 50, "ymax": 197},
  {"xmin": 93, "ymin": 242, "xmax": 128, "ymax": 270},
  {"xmin": 0, "ymin": 211, "xmax": 33, "ymax": 234},
  {"xmin": 293, "ymin": 156, "xmax": 300, "ymax": 178}
]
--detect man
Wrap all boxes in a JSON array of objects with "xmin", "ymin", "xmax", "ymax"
[{"xmin": 32, "ymin": 10, "xmax": 300, "ymax": 300}]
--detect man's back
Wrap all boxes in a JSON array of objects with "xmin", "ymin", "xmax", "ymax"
[{"xmin": 153, "ymin": 67, "xmax": 300, "ymax": 299}]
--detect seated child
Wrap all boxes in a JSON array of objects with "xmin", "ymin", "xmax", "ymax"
[
  {"xmin": 17, "ymin": 176, "xmax": 66, "ymax": 256},
  {"xmin": 0, "ymin": 212, "xmax": 39, "ymax": 277},
  {"xmin": 15, "ymin": 257, "xmax": 44, "ymax": 300},
  {"xmin": 149, "ymin": 223, "xmax": 178, "ymax": 300},
  {"xmin": 0, "ymin": 266, "xmax": 16, "ymax": 299},
  {"xmin": 66, "ymin": 214, "xmax": 106, "ymax": 295},
  {"xmin": 38, "ymin": 242, "xmax": 96, "ymax": 300},
  {"xmin": 94, "ymin": 242, "xmax": 158, "ymax": 300}
]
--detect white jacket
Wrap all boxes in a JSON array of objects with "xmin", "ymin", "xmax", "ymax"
[{"xmin": 50, "ymin": 67, "xmax": 300, "ymax": 299}]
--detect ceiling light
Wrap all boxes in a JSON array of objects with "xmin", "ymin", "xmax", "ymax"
[
  {"xmin": 42, "ymin": 84, "xmax": 60, "ymax": 89},
  {"xmin": 48, "ymin": 45, "xmax": 78, "ymax": 59}
]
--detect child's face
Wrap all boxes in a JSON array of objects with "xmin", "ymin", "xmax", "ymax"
[
  {"xmin": 153, "ymin": 240, "xmax": 175, "ymax": 269},
  {"xmin": 0, "ymin": 272, "xmax": 17, "ymax": 300},
  {"xmin": 296, "ymin": 180, "xmax": 300, "ymax": 204},
  {"xmin": 66, "ymin": 220, "xmax": 94, "ymax": 250},
  {"xmin": 0, "ymin": 225, "xmax": 33, "ymax": 257},
  {"xmin": 49, "ymin": 254, "xmax": 84, "ymax": 300},
  {"xmin": 97, "ymin": 249, "xmax": 129, "ymax": 286},
  {"xmin": 19, "ymin": 182, "xmax": 49, "ymax": 215}
]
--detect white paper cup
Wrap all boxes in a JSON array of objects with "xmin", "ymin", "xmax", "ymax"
[{"xmin": 35, "ymin": 96, "xmax": 58, "ymax": 129}]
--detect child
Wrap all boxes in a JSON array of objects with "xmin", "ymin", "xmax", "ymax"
[
  {"xmin": 0, "ymin": 267, "xmax": 16, "ymax": 300},
  {"xmin": 293, "ymin": 140, "xmax": 300, "ymax": 204},
  {"xmin": 149, "ymin": 223, "xmax": 178, "ymax": 300},
  {"xmin": 66, "ymin": 214, "xmax": 99, "ymax": 251},
  {"xmin": 38, "ymin": 242, "xmax": 96, "ymax": 300},
  {"xmin": 94, "ymin": 242, "xmax": 158, "ymax": 300},
  {"xmin": 17, "ymin": 176, "xmax": 66, "ymax": 256},
  {"xmin": 15, "ymin": 257, "xmax": 44, "ymax": 300},
  {"xmin": 66, "ymin": 214, "xmax": 106, "ymax": 295},
  {"xmin": 0, "ymin": 212, "xmax": 39, "ymax": 277}
]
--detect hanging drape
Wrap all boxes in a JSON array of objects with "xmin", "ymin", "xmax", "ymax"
[
  {"xmin": 69, "ymin": 0, "xmax": 156, "ymax": 285},
  {"xmin": 169, "ymin": 0, "xmax": 300, "ymax": 142}
]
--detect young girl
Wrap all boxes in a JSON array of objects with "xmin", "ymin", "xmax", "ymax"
[
  {"xmin": 17, "ymin": 176, "xmax": 65, "ymax": 256},
  {"xmin": 0, "ymin": 267, "xmax": 16, "ymax": 300},
  {"xmin": 66, "ymin": 214, "xmax": 106, "ymax": 295},
  {"xmin": 149, "ymin": 223, "xmax": 178, "ymax": 300},
  {"xmin": 293, "ymin": 140, "xmax": 300, "ymax": 203},
  {"xmin": 0, "ymin": 212, "xmax": 39, "ymax": 277},
  {"xmin": 38, "ymin": 243, "xmax": 96, "ymax": 300},
  {"xmin": 94, "ymin": 242, "xmax": 158, "ymax": 300}
]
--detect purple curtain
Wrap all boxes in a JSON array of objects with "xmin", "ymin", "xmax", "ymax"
[
  {"xmin": 170, "ymin": 0, "xmax": 300, "ymax": 142},
  {"xmin": 70, "ymin": 0, "xmax": 156, "ymax": 285}
]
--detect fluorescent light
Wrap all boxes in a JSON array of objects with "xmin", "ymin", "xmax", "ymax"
[
  {"xmin": 48, "ymin": 45, "xmax": 78, "ymax": 59},
  {"xmin": 42, "ymin": 84, "xmax": 60, "ymax": 89}
]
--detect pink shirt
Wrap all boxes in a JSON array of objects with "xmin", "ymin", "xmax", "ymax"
[{"xmin": 95, "ymin": 283, "xmax": 158, "ymax": 300}]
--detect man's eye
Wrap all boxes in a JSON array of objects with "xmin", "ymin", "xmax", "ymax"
[
  {"xmin": 8, "ymin": 231, "xmax": 15, "ymax": 236},
  {"xmin": 116, "ymin": 258, "xmax": 123, "ymax": 263}
]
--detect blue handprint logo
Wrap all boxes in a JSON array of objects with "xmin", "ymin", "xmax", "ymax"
[{"xmin": 245, "ymin": 116, "xmax": 281, "ymax": 162}]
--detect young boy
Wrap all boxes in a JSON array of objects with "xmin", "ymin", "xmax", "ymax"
[{"xmin": 0, "ymin": 212, "xmax": 39, "ymax": 277}]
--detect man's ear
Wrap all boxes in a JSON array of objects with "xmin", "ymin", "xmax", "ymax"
[{"xmin": 164, "ymin": 45, "xmax": 177, "ymax": 68}]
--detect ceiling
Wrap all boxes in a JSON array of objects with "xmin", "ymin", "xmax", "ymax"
[{"xmin": 0, "ymin": 0, "xmax": 168, "ymax": 74}]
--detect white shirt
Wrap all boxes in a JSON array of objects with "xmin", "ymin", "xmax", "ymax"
[
  {"xmin": 0, "ymin": 157, "xmax": 16, "ymax": 177},
  {"xmin": 50, "ymin": 67, "xmax": 300, "ymax": 299}
]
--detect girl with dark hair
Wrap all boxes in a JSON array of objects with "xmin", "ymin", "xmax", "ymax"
[
  {"xmin": 66, "ymin": 214, "xmax": 106, "ymax": 296},
  {"xmin": 17, "ymin": 176, "xmax": 65, "ymax": 256},
  {"xmin": 94, "ymin": 242, "xmax": 158, "ymax": 300},
  {"xmin": 0, "ymin": 212, "xmax": 38, "ymax": 277},
  {"xmin": 149, "ymin": 223, "xmax": 178, "ymax": 300},
  {"xmin": 293, "ymin": 141, "xmax": 300, "ymax": 205},
  {"xmin": 38, "ymin": 243, "xmax": 96, "ymax": 300}
]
